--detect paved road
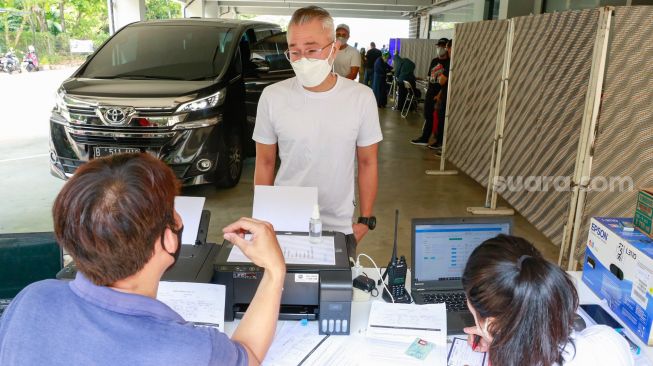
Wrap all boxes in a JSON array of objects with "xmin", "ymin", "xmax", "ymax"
[{"xmin": 0, "ymin": 68, "xmax": 76, "ymax": 233}]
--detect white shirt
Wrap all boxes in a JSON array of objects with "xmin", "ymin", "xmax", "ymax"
[
  {"xmin": 253, "ymin": 75, "xmax": 383, "ymax": 234},
  {"xmin": 333, "ymin": 45, "xmax": 361, "ymax": 78},
  {"xmin": 560, "ymin": 325, "xmax": 634, "ymax": 365}
]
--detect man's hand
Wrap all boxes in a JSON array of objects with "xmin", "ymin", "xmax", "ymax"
[
  {"xmin": 223, "ymin": 217, "xmax": 286, "ymax": 276},
  {"xmin": 352, "ymin": 223, "xmax": 369, "ymax": 243}
]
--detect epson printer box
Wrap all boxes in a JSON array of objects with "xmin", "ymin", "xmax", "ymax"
[{"xmin": 582, "ymin": 217, "xmax": 653, "ymax": 345}]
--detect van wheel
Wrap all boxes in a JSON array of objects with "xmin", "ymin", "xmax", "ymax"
[{"xmin": 213, "ymin": 128, "xmax": 243, "ymax": 188}]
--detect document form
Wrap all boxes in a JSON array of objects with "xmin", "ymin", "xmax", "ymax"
[
  {"xmin": 157, "ymin": 281, "xmax": 225, "ymax": 331},
  {"xmin": 227, "ymin": 234, "xmax": 336, "ymax": 266},
  {"xmin": 262, "ymin": 321, "xmax": 327, "ymax": 366},
  {"xmin": 363, "ymin": 302, "xmax": 448, "ymax": 364},
  {"xmin": 447, "ymin": 337, "xmax": 487, "ymax": 366}
]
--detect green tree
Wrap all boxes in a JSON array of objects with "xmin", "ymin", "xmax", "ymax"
[{"xmin": 146, "ymin": 0, "xmax": 180, "ymax": 20}]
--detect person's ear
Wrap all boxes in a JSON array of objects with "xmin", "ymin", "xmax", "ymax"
[{"xmin": 161, "ymin": 226, "xmax": 177, "ymax": 254}]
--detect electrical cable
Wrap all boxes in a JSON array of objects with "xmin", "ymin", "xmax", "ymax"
[{"xmin": 356, "ymin": 253, "xmax": 395, "ymax": 303}]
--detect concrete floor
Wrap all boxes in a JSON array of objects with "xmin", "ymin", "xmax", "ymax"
[{"xmin": 184, "ymin": 106, "xmax": 559, "ymax": 266}]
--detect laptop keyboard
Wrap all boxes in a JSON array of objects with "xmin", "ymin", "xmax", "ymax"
[
  {"xmin": 0, "ymin": 298, "xmax": 12, "ymax": 316},
  {"xmin": 421, "ymin": 292, "xmax": 468, "ymax": 311}
]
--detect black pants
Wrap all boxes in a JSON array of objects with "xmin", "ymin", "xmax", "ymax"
[{"xmin": 419, "ymin": 89, "xmax": 437, "ymax": 140}]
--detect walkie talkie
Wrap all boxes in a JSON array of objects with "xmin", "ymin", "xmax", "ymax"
[{"xmin": 381, "ymin": 209, "xmax": 411, "ymax": 303}]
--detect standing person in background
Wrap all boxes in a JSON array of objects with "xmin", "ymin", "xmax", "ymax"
[
  {"xmin": 462, "ymin": 235, "xmax": 633, "ymax": 366},
  {"xmin": 372, "ymin": 52, "xmax": 392, "ymax": 108},
  {"xmin": 431, "ymin": 39, "xmax": 452, "ymax": 151},
  {"xmin": 364, "ymin": 42, "xmax": 382, "ymax": 87},
  {"xmin": 333, "ymin": 24, "xmax": 361, "ymax": 80},
  {"xmin": 358, "ymin": 48, "xmax": 366, "ymax": 83},
  {"xmin": 411, "ymin": 38, "xmax": 449, "ymax": 146}
]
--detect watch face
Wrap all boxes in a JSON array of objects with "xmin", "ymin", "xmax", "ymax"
[{"xmin": 369, "ymin": 216, "xmax": 377, "ymax": 230}]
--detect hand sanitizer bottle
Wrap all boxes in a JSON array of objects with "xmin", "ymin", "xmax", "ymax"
[{"xmin": 309, "ymin": 204, "xmax": 322, "ymax": 244}]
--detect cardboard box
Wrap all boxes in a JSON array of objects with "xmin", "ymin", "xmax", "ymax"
[
  {"xmin": 582, "ymin": 217, "xmax": 653, "ymax": 345},
  {"xmin": 635, "ymin": 188, "xmax": 653, "ymax": 239}
]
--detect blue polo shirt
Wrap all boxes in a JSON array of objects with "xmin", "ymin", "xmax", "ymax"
[{"xmin": 0, "ymin": 273, "xmax": 247, "ymax": 366}]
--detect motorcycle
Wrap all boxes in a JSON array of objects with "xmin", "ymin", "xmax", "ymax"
[
  {"xmin": 22, "ymin": 48, "xmax": 39, "ymax": 72},
  {"xmin": 1, "ymin": 51, "xmax": 21, "ymax": 74}
]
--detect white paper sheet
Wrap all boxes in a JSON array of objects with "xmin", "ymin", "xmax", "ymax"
[
  {"xmin": 301, "ymin": 336, "xmax": 365, "ymax": 366},
  {"xmin": 156, "ymin": 281, "xmax": 225, "ymax": 331},
  {"xmin": 447, "ymin": 337, "xmax": 487, "ymax": 366},
  {"xmin": 174, "ymin": 196, "xmax": 205, "ymax": 245},
  {"xmin": 366, "ymin": 302, "xmax": 448, "ymax": 344},
  {"xmin": 252, "ymin": 186, "xmax": 318, "ymax": 232},
  {"xmin": 227, "ymin": 234, "xmax": 336, "ymax": 266},
  {"xmin": 262, "ymin": 321, "xmax": 326, "ymax": 366}
]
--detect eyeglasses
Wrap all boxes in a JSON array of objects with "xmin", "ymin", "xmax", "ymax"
[{"xmin": 284, "ymin": 41, "xmax": 334, "ymax": 62}]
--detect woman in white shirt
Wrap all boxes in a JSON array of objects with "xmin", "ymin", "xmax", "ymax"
[{"xmin": 462, "ymin": 235, "xmax": 634, "ymax": 366}]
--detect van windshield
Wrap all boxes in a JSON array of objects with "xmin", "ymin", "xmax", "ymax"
[{"xmin": 80, "ymin": 25, "xmax": 234, "ymax": 81}]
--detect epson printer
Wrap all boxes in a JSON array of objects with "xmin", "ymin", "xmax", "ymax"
[{"xmin": 212, "ymin": 231, "xmax": 352, "ymax": 335}]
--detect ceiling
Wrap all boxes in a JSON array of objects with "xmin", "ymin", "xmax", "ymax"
[{"xmin": 203, "ymin": 0, "xmax": 439, "ymax": 19}]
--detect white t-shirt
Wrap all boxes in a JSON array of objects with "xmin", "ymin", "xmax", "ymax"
[
  {"xmin": 333, "ymin": 45, "xmax": 361, "ymax": 78},
  {"xmin": 559, "ymin": 325, "xmax": 634, "ymax": 365},
  {"xmin": 253, "ymin": 75, "xmax": 383, "ymax": 234}
]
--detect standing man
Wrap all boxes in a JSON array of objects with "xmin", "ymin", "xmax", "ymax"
[
  {"xmin": 432, "ymin": 39, "xmax": 452, "ymax": 151},
  {"xmin": 253, "ymin": 6, "xmax": 382, "ymax": 254},
  {"xmin": 333, "ymin": 23, "xmax": 361, "ymax": 80},
  {"xmin": 411, "ymin": 38, "xmax": 449, "ymax": 146},
  {"xmin": 364, "ymin": 42, "xmax": 382, "ymax": 87}
]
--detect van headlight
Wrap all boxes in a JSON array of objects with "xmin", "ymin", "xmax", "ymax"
[{"xmin": 175, "ymin": 89, "xmax": 226, "ymax": 113}]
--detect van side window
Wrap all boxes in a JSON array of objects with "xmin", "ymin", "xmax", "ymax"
[{"xmin": 249, "ymin": 32, "xmax": 290, "ymax": 72}]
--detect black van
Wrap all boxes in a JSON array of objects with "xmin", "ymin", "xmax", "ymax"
[{"xmin": 49, "ymin": 19, "xmax": 294, "ymax": 188}]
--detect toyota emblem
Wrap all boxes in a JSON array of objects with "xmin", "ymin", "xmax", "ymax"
[{"xmin": 105, "ymin": 108, "xmax": 126, "ymax": 124}]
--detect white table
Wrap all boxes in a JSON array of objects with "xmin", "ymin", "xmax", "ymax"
[{"xmin": 224, "ymin": 270, "xmax": 652, "ymax": 365}]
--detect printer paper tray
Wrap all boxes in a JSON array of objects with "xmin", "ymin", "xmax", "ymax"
[{"xmin": 234, "ymin": 304, "xmax": 318, "ymax": 321}]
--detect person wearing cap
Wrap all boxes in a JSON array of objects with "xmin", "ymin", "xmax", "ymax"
[
  {"xmin": 411, "ymin": 38, "xmax": 450, "ymax": 147},
  {"xmin": 253, "ymin": 6, "xmax": 382, "ymax": 255},
  {"xmin": 333, "ymin": 24, "xmax": 362, "ymax": 80}
]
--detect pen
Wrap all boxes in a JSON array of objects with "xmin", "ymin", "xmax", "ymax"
[{"xmin": 472, "ymin": 334, "xmax": 481, "ymax": 350}]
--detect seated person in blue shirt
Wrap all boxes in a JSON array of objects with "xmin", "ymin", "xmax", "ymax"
[
  {"xmin": 0, "ymin": 153, "xmax": 286, "ymax": 366},
  {"xmin": 462, "ymin": 235, "xmax": 633, "ymax": 366}
]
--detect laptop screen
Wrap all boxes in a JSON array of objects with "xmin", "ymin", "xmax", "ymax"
[{"xmin": 413, "ymin": 220, "xmax": 511, "ymax": 283}]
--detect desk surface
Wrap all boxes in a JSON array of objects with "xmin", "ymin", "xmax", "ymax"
[{"xmin": 224, "ymin": 270, "xmax": 651, "ymax": 365}]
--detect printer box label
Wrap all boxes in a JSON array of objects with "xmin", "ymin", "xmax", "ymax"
[
  {"xmin": 295, "ymin": 273, "xmax": 319, "ymax": 283},
  {"xmin": 582, "ymin": 217, "xmax": 653, "ymax": 345}
]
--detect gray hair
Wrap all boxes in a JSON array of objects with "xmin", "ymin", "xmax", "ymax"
[{"xmin": 288, "ymin": 6, "xmax": 335, "ymax": 41}]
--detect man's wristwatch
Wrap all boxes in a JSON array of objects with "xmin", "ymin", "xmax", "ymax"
[{"xmin": 357, "ymin": 216, "xmax": 377, "ymax": 230}]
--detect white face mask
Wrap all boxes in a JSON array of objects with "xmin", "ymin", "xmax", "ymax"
[
  {"xmin": 436, "ymin": 47, "xmax": 446, "ymax": 57},
  {"xmin": 291, "ymin": 44, "xmax": 335, "ymax": 88}
]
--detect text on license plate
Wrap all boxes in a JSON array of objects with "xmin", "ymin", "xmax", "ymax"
[{"xmin": 93, "ymin": 147, "xmax": 141, "ymax": 158}]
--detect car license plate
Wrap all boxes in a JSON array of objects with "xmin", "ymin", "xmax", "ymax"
[{"xmin": 93, "ymin": 147, "xmax": 141, "ymax": 158}]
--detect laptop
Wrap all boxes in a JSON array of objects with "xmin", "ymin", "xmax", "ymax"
[
  {"xmin": 411, "ymin": 217, "xmax": 512, "ymax": 334},
  {"xmin": 0, "ymin": 232, "xmax": 62, "ymax": 316}
]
